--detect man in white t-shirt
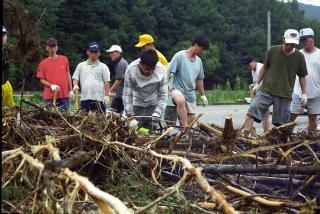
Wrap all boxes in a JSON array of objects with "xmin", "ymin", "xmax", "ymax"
[
  {"xmin": 241, "ymin": 55, "xmax": 270, "ymax": 133},
  {"xmin": 290, "ymin": 28, "xmax": 320, "ymax": 135}
]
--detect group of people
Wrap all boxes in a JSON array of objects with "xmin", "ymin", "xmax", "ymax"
[
  {"xmin": 241, "ymin": 28, "xmax": 319, "ymax": 136},
  {"xmin": 34, "ymin": 33, "xmax": 210, "ymax": 130},
  {"xmin": 2, "ymin": 25, "xmax": 319, "ymax": 135}
]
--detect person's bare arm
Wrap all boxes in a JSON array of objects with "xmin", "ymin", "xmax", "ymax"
[
  {"xmin": 196, "ymin": 79, "xmax": 205, "ymax": 96},
  {"xmin": 110, "ymin": 80, "xmax": 122, "ymax": 92},
  {"xmin": 67, "ymin": 72, "xmax": 72, "ymax": 91},
  {"xmin": 40, "ymin": 78, "xmax": 52, "ymax": 88},
  {"xmin": 73, "ymin": 79, "xmax": 79, "ymax": 88},
  {"xmin": 299, "ymin": 76, "xmax": 307, "ymax": 94},
  {"xmin": 104, "ymin": 81, "xmax": 110, "ymax": 96},
  {"xmin": 256, "ymin": 65, "xmax": 266, "ymax": 84}
]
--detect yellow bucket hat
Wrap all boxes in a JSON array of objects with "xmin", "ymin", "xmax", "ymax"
[{"xmin": 135, "ymin": 34, "xmax": 154, "ymax": 47}]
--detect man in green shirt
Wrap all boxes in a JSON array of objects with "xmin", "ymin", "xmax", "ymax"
[{"xmin": 243, "ymin": 29, "xmax": 308, "ymax": 137}]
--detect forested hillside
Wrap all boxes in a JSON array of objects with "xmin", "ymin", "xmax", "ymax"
[
  {"xmin": 3, "ymin": 0, "xmax": 320, "ymax": 90},
  {"xmin": 299, "ymin": 3, "xmax": 320, "ymax": 21}
]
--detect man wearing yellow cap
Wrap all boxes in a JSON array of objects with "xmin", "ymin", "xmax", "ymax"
[
  {"xmin": 135, "ymin": 34, "xmax": 169, "ymax": 67},
  {"xmin": 2, "ymin": 26, "xmax": 14, "ymax": 107}
]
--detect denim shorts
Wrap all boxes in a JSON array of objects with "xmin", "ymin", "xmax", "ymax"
[
  {"xmin": 290, "ymin": 94, "xmax": 320, "ymax": 115},
  {"xmin": 247, "ymin": 90, "xmax": 290, "ymax": 126}
]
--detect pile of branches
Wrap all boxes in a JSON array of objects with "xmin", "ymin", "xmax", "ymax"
[{"xmin": 2, "ymin": 100, "xmax": 319, "ymax": 214}]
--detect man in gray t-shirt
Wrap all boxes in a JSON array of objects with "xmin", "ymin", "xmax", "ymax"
[
  {"xmin": 168, "ymin": 34, "xmax": 209, "ymax": 126},
  {"xmin": 106, "ymin": 45, "xmax": 128, "ymax": 113}
]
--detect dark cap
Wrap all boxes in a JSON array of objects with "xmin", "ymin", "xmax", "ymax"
[
  {"xmin": 241, "ymin": 55, "xmax": 255, "ymax": 67},
  {"xmin": 87, "ymin": 42, "xmax": 101, "ymax": 51},
  {"xmin": 46, "ymin": 38, "xmax": 58, "ymax": 46}
]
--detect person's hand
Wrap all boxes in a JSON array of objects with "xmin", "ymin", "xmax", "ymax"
[
  {"xmin": 69, "ymin": 91, "xmax": 74, "ymax": 99},
  {"xmin": 200, "ymin": 95, "xmax": 208, "ymax": 106},
  {"xmin": 110, "ymin": 91, "xmax": 116, "ymax": 97},
  {"xmin": 128, "ymin": 119, "xmax": 139, "ymax": 129},
  {"xmin": 301, "ymin": 94, "xmax": 308, "ymax": 106},
  {"xmin": 50, "ymin": 84, "xmax": 60, "ymax": 92},
  {"xmin": 252, "ymin": 83, "xmax": 261, "ymax": 95},
  {"xmin": 152, "ymin": 112, "xmax": 160, "ymax": 118},
  {"xmin": 73, "ymin": 85, "xmax": 79, "ymax": 91},
  {"xmin": 104, "ymin": 96, "xmax": 109, "ymax": 104}
]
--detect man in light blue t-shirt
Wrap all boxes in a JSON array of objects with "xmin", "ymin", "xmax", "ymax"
[{"xmin": 168, "ymin": 34, "xmax": 209, "ymax": 126}]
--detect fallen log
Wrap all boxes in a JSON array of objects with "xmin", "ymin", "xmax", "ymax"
[{"xmin": 201, "ymin": 164, "xmax": 320, "ymax": 175}]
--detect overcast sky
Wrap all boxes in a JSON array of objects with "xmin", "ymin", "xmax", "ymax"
[{"xmin": 286, "ymin": 0, "xmax": 320, "ymax": 6}]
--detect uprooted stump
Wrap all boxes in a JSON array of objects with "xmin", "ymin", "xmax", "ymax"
[{"xmin": 2, "ymin": 102, "xmax": 320, "ymax": 214}]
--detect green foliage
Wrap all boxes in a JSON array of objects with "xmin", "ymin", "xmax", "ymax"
[
  {"xmin": 5, "ymin": 0, "xmax": 320, "ymax": 90},
  {"xmin": 2, "ymin": 186, "xmax": 27, "ymax": 201}
]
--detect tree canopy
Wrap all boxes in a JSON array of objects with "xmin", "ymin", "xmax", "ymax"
[{"xmin": 3, "ymin": 0, "xmax": 320, "ymax": 90}]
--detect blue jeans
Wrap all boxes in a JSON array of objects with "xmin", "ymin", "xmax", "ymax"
[
  {"xmin": 80, "ymin": 100, "xmax": 106, "ymax": 113},
  {"xmin": 44, "ymin": 98, "xmax": 70, "ymax": 111}
]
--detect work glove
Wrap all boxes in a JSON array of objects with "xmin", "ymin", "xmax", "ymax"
[
  {"xmin": 200, "ymin": 95, "xmax": 208, "ymax": 106},
  {"xmin": 301, "ymin": 94, "xmax": 308, "ymax": 106},
  {"xmin": 152, "ymin": 112, "xmax": 161, "ymax": 121},
  {"xmin": 73, "ymin": 85, "xmax": 79, "ymax": 91},
  {"xmin": 152, "ymin": 112, "xmax": 160, "ymax": 118},
  {"xmin": 50, "ymin": 84, "xmax": 60, "ymax": 92},
  {"xmin": 252, "ymin": 83, "xmax": 261, "ymax": 95},
  {"xmin": 69, "ymin": 91, "xmax": 74, "ymax": 99},
  {"xmin": 110, "ymin": 91, "xmax": 116, "ymax": 97},
  {"xmin": 104, "ymin": 96, "xmax": 109, "ymax": 104},
  {"xmin": 128, "ymin": 119, "xmax": 139, "ymax": 130}
]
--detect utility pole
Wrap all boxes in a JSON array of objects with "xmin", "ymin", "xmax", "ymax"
[{"xmin": 267, "ymin": 10, "xmax": 271, "ymax": 50}]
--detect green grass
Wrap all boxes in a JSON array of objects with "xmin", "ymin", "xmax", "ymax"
[{"xmin": 197, "ymin": 89, "xmax": 250, "ymax": 104}]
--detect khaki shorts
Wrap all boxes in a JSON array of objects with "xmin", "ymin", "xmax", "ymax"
[
  {"xmin": 290, "ymin": 94, "xmax": 320, "ymax": 115},
  {"xmin": 170, "ymin": 89, "xmax": 196, "ymax": 114}
]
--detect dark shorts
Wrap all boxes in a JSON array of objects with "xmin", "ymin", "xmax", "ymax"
[
  {"xmin": 44, "ymin": 98, "xmax": 70, "ymax": 111},
  {"xmin": 247, "ymin": 90, "xmax": 290, "ymax": 126},
  {"xmin": 80, "ymin": 100, "xmax": 106, "ymax": 113},
  {"xmin": 111, "ymin": 97, "xmax": 124, "ymax": 113}
]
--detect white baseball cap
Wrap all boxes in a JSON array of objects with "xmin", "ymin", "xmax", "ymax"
[
  {"xmin": 299, "ymin": 28, "xmax": 314, "ymax": 39},
  {"xmin": 106, "ymin": 45, "xmax": 122, "ymax": 53},
  {"xmin": 283, "ymin": 29, "xmax": 300, "ymax": 45}
]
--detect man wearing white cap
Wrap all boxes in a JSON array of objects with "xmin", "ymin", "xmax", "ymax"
[
  {"xmin": 106, "ymin": 45, "xmax": 128, "ymax": 113},
  {"xmin": 290, "ymin": 28, "xmax": 320, "ymax": 135},
  {"xmin": 243, "ymin": 29, "xmax": 308, "ymax": 139}
]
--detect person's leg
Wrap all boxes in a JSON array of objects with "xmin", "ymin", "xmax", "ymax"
[
  {"xmin": 289, "ymin": 94, "xmax": 304, "ymax": 123},
  {"xmin": 171, "ymin": 90, "xmax": 188, "ymax": 127},
  {"xmin": 111, "ymin": 98, "xmax": 124, "ymax": 113},
  {"xmin": 262, "ymin": 109, "xmax": 271, "ymax": 133},
  {"xmin": 80, "ymin": 100, "xmax": 90, "ymax": 111},
  {"xmin": 185, "ymin": 100, "xmax": 196, "ymax": 125},
  {"xmin": 308, "ymin": 114, "xmax": 317, "ymax": 134},
  {"xmin": 57, "ymin": 98, "xmax": 70, "ymax": 111},
  {"xmin": 244, "ymin": 90, "xmax": 273, "ymax": 133},
  {"xmin": 272, "ymin": 96, "xmax": 290, "ymax": 126},
  {"xmin": 305, "ymin": 96, "xmax": 320, "ymax": 134}
]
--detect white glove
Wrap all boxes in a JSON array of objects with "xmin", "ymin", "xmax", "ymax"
[
  {"xmin": 152, "ymin": 112, "xmax": 160, "ymax": 118},
  {"xmin": 200, "ymin": 95, "xmax": 208, "ymax": 106},
  {"xmin": 128, "ymin": 119, "xmax": 139, "ymax": 129},
  {"xmin": 50, "ymin": 84, "xmax": 60, "ymax": 92},
  {"xmin": 252, "ymin": 83, "xmax": 261, "ymax": 95},
  {"xmin": 110, "ymin": 91, "xmax": 116, "ymax": 97},
  {"xmin": 73, "ymin": 85, "xmax": 79, "ymax": 91},
  {"xmin": 69, "ymin": 91, "xmax": 74, "ymax": 99},
  {"xmin": 104, "ymin": 96, "xmax": 109, "ymax": 104},
  {"xmin": 301, "ymin": 94, "xmax": 308, "ymax": 106}
]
